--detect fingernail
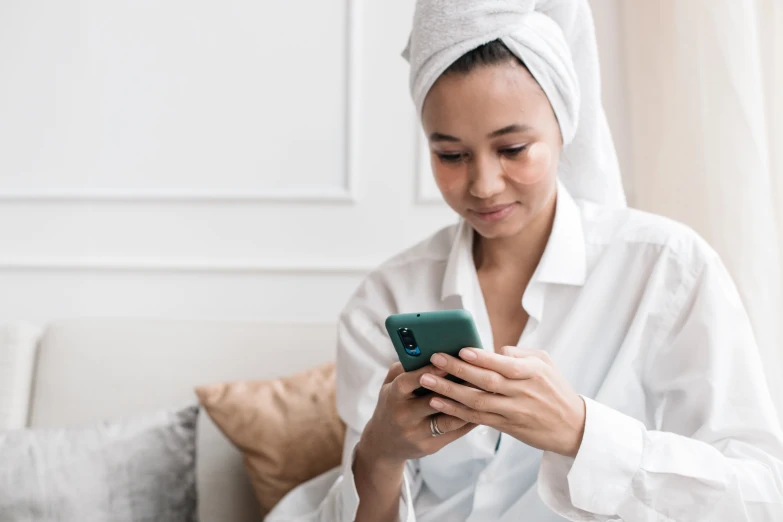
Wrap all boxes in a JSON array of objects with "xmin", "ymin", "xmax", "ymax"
[
  {"xmin": 460, "ymin": 348, "xmax": 477, "ymax": 361},
  {"xmin": 431, "ymin": 354, "xmax": 447, "ymax": 367},
  {"xmin": 420, "ymin": 374, "xmax": 437, "ymax": 387},
  {"xmin": 430, "ymin": 398, "xmax": 444, "ymax": 409}
]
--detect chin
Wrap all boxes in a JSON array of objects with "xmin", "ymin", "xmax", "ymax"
[{"xmin": 468, "ymin": 216, "xmax": 527, "ymax": 239}]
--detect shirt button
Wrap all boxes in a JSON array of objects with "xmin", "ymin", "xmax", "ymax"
[{"xmin": 478, "ymin": 427, "xmax": 489, "ymax": 436}]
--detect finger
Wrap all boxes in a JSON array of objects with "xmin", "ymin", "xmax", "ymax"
[
  {"xmin": 429, "ymin": 353, "xmax": 510, "ymax": 394},
  {"xmin": 392, "ymin": 364, "xmax": 448, "ymax": 397},
  {"xmin": 419, "ymin": 373, "xmax": 505, "ymax": 414},
  {"xmin": 499, "ymin": 346, "xmax": 554, "ymax": 366},
  {"xmin": 428, "ymin": 420, "xmax": 477, "ymax": 447},
  {"xmin": 384, "ymin": 362, "xmax": 405, "ymax": 385},
  {"xmin": 429, "ymin": 396, "xmax": 505, "ymax": 427},
  {"xmin": 428, "ymin": 413, "xmax": 469, "ymax": 434},
  {"xmin": 405, "ymin": 396, "xmax": 440, "ymax": 420},
  {"xmin": 458, "ymin": 348, "xmax": 547, "ymax": 380}
]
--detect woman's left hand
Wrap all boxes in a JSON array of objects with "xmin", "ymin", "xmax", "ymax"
[{"xmin": 420, "ymin": 346, "xmax": 586, "ymax": 458}]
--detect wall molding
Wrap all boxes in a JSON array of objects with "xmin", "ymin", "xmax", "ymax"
[
  {"xmin": 0, "ymin": 0, "xmax": 361, "ymax": 205},
  {"xmin": 0, "ymin": 187, "xmax": 353, "ymax": 204},
  {"xmin": 0, "ymin": 256, "xmax": 375, "ymax": 274}
]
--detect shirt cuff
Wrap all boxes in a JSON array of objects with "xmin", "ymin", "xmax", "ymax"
[
  {"xmin": 341, "ymin": 441, "xmax": 415, "ymax": 522},
  {"xmin": 538, "ymin": 396, "xmax": 645, "ymax": 517},
  {"xmin": 339, "ymin": 441, "xmax": 361, "ymax": 521},
  {"xmin": 569, "ymin": 396, "xmax": 645, "ymax": 513}
]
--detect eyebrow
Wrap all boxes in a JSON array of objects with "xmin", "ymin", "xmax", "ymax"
[
  {"xmin": 488, "ymin": 124, "xmax": 532, "ymax": 138},
  {"xmin": 429, "ymin": 132, "xmax": 461, "ymax": 143},
  {"xmin": 429, "ymin": 124, "xmax": 532, "ymax": 143}
]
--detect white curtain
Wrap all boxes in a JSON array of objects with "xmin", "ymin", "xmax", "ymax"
[{"xmin": 619, "ymin": 0, "xmax": 783, "ymax": 417}]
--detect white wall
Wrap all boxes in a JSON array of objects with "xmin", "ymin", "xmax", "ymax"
[{"xmin": 0, "ymin": 0, "xmax": 631, "ymax": 325}]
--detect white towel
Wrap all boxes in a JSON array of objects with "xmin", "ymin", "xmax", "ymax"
[{"xmin": 403, "ymin": 0, "xmax": 626, "ymax": 207}]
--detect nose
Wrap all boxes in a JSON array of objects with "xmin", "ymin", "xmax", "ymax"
[{"xmin": 468, "ymin": 153, "xmax": 506, "ymax": 199}]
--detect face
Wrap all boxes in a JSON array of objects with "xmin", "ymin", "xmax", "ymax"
[{"xmin": 421, "ymin": 61, "xmax": 562, "ymax": 239}]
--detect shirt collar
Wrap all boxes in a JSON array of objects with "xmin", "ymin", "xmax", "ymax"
[
  {"xmin": 440, "ymin": 217, "xmax": 474, "ymax": 301},
  {"xmin": 440, "ymin": 180, "xmax": 587, "ymax": 303},
  {"xmin": 533, "ymin": 180, "xmax": 587, "ymax": 286}
]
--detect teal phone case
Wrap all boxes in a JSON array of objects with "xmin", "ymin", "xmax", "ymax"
[{"xmin": 385, "ymin": 310, "xmax": 483, "ymax": 394}]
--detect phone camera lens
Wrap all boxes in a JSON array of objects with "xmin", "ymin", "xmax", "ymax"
[{"xmin": 397, "ymin": 328, "xmax": 420, "ymax": 357}]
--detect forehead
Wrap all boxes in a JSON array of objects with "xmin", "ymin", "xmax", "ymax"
[{"xmin": 421, "ymin": 62, "xmax": 550, "ymax": 135}]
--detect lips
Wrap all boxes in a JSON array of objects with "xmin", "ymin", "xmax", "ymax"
[
  {"xmin": 473, "ymin": 204, "xmax": 516, "ymax": 214},
  {"xmin": 469, "ymin": 202, "xmax": 518, "ymax": 223}
]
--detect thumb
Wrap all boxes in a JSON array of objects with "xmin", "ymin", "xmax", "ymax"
[
  {"xmin": 499, "ymin": 345, "xmax": 524, "ymax": 357},
  {"xmin": 500, "ymin": 346, "xmax": 553, "ymax": 365}
]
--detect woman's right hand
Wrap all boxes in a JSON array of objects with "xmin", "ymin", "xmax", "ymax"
[
  {"xmin": 356, "ymin": 362, "xmax": 477, "ymax": 467},
  {"xmin": 352, "ymin": 363, "xmax": 476, "ymax": 522}
]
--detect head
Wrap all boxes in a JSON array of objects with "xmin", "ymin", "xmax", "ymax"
[{"xmin": 421, "ymin": 40, "xmax": 563, "ymax": 240}]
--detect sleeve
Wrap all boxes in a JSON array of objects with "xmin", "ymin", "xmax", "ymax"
[
  {"xmin": 537, "ymin": 257, "xmax": 783, "ymax": 521},
  {"xmin": 281, "ymin": 273, "xmax": 423, "ymax": 521},
  {"xmin": 319, "ymin": 427, "xmax": 419, "ymax": 522}
]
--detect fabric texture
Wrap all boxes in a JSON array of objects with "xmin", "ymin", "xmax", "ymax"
[
  {"xmin": 0, "ymin": 404, "xmax": 199, "ymax": 522},
  {"xmin": 195, "ymin": 362, "xmax": 346, "ymax": 515},
  {"xmin": 266, "ymin": 182, "xmax": 783, "ymax": 521},
  {"xmin": 403, "ymin": 0, "xmax": 626, "ymax": 208},
  {"xmin": 0, "ymin": 321, "xmax": 41, "ymax": 430}
]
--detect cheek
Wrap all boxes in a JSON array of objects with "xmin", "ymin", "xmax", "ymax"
[
  {"xmin": 505, "ymin": 142, "xmax": 552, "ymax": 185},
  {"xmin": 431, "ymin": 161, "xmax": 467, "ymax": 194}
]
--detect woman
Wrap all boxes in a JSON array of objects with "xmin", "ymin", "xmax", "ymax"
[{"xmin": 269, "ymin": 1, "xmax": 783, "ymax": 520}]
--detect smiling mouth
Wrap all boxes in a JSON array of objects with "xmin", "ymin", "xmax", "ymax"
[{"xmin": 470, "ymin": 203, "xmax": 518, "ymax": 223}]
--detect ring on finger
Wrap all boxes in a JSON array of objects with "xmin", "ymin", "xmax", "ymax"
[{"xmin": 430, "ymin": 415, "xmax": 445, "ymax": 437}]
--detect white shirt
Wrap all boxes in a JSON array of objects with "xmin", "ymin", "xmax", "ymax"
[{"xmin": 267, "ymin": 183, "xmax": 783, "ymax": 521}]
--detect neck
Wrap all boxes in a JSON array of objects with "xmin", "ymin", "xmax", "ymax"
[{"xmin": 473, "ymin": 189, "xmax": 558, "ymax": 276}]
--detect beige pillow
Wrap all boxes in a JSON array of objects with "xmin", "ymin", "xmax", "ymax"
[{"xmin": 195, "ymin": 363, "xmax": 346, "ymax": 515}]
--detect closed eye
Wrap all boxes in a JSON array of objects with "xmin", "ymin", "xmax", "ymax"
[
  {"xmin": 500, "ymin": 145, "xmax": 527, "ymax": 158},
  {"xmin": 436, "ymin": 152, "xmax": 465, "ymax": 164}
]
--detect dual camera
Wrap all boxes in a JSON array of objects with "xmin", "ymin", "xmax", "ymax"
[{"xmin": 397, "ymin": 327, "xmax": 421, "ymax": 356}]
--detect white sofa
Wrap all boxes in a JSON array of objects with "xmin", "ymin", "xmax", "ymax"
[{"xmin": 8, "ymin": 318, "xmax": 338, "ymax": 522}]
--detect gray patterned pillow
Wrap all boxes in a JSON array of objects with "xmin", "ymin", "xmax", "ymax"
[{"xmin": 0, "ymin": 404, "xmax": 199, "ymax": 522}]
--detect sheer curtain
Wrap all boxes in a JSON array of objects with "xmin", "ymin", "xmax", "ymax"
[{"xmin": 619, "ymin": 0, "xmax": 783, "ymax": 417}]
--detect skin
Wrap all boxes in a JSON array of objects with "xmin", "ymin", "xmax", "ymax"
[{"xmin": 354, "ymin": 60, "xmax": 586, "ymax": 522}]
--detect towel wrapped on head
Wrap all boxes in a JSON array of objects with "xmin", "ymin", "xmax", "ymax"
[{"xmin": 402, "ymin": 0, "xmax": 626, "ymax": 207}]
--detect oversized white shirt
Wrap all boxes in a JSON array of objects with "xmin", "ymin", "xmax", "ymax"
[{"xmin": 267, "ymin": 182, "xmax": 783, "ymax": 521}]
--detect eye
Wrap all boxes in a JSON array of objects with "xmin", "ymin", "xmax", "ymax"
[
  {"xmin": 436, "ymin": 152, "xmax": 465, "ymax": 164},
  {"xmin": 500, "ymin": 145, "xmax": 527, "ymax": 158}
]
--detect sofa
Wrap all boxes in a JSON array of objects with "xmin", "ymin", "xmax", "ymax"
[{"xmin": 2, "ymin": 318, "xmax": 338, "ymax": 522}]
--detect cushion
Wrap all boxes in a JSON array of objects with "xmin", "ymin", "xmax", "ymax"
[
  {"xmin": 0, "ymin": 404, "xmax": 199, "ymax": 522},
  {"xmin": 0, "ymin": 321, "xmax": 42, "ymax": 429},
  {"xmin": 28, "ymin": 319, "xmax": 338, "ymax": 522},
  {"xmin": 195, "ymin": 362, "xmax": 346, "ymax": 515}
]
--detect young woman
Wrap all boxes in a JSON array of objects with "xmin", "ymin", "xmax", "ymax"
[{"xmin": 269, "ymin": 1, "xmax": 783, "ymax": 520}]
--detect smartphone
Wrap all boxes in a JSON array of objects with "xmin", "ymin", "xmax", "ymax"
[{"xmin": 385, "ymin": 309, "xmax": 483, "ymax": 395}]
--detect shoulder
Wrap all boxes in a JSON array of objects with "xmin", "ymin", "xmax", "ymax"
[
  {"xmin": 340, "ymin": 222, "xmax": 458, "ymax": 321},
  {"xmin": 579, "ymin": 200, "xmax": 719, "ymax": 272},
  {"xmin": 374, "ymin": 222, "xmax": 457, "ymax": 278}
]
